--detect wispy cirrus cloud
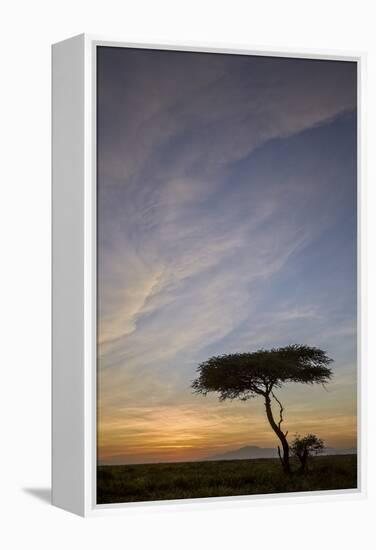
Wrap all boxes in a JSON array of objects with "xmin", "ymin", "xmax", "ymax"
[{"xmin": 97, "ymin": 50, "xmax": 356, "ymax": 185}]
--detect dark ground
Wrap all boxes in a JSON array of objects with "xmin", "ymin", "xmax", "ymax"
[{"xmin": 97, "ymin": 454, "xmax": 357, "ymax": 504}]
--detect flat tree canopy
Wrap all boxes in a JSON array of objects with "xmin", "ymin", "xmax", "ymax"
[{"xmin": 192, "ymin": 344, "xmax": 333, "ymax": 400}]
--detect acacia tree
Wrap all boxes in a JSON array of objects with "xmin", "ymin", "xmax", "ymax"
[
  {"xmin": 290, "ymin": 433, "xmax": 324, "ymax": 473},
  {"xmin": 191, "ymin": 345, "xmax": 333, "ymax": 474}
]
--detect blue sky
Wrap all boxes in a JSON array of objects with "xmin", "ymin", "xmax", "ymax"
[{"xmin": 97, "ymin": 48, "xmax": 357, "ymax": 464}]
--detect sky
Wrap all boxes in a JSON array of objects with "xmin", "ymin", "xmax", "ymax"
[{"xmin": 97, "ymin": 47, "xmax": 357, "ymax": 465}]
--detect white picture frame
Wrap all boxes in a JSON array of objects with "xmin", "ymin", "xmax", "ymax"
[{"xmin": 52, "ymin": 34, "xmax": 366, "ymax": 517}]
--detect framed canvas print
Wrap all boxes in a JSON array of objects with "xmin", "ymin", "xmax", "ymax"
[{"xmin": 52, "ymin": 35, "xmax": 365, "ymax": 516}]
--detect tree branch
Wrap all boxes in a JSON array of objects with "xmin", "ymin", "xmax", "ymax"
[{"xmin": 271, "ymin": 390, "xmax": 284, "ymax": 430}]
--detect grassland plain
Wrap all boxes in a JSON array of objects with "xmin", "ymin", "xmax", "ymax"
[{"xmin": 97, "ymin": 454, "xmax": 357, "ymax": 504}]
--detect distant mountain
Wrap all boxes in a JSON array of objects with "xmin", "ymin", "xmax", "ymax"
[
  {"xmin": 320, "ymin": 447, "xmax": 357, "ymax": 456},
  {"xmin": 206, "ymin": 445, "xmax": 357, "ymax": 461},
  {"xmin": 208, "ymin": 446, "xmax": 277, "ymax": 461}
]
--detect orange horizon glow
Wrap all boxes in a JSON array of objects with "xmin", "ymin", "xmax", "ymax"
[{"xmin": 98, "ymin": 377, "xmax": 357, "ymax": 465}]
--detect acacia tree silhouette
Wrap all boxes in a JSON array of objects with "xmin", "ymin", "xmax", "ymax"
[{"xmin": 191, "ymin": 345, "xmax": 333, "ymax": 474}]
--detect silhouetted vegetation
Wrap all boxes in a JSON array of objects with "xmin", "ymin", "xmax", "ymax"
[
  {"xmin": 192, "ymin": 345, "xmax": 333, "ymax": 473},
  {"xmin": 97, "ymin": 454, "xmax": 357, "ymax": 504},
  {"xmin": 290, "ymin": 434, "xmax": 325, "ymax": 473}
]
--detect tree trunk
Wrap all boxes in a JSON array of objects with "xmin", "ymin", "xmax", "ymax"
[
  {"xmin": 299, "ymin": 449, "xmax": 308, "ymax": 473},
  {"xmin": 264, "ymin": 394, "xmax": 290, "ymax": 474}
]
